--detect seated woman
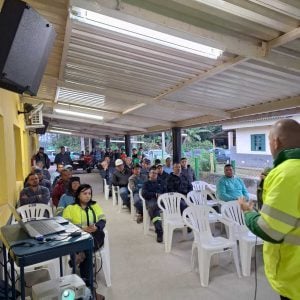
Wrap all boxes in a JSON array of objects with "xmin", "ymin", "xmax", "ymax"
[
  {"xmin": 63, "ymin": 184, "xmax": 106, "ymax": 286},
  {"xmin": 56, "ymin": 177, "xmax": 81, "ymax": 216}
]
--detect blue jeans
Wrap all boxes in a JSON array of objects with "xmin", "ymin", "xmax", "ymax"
[
  {"xmin": 133, "ymin": 193, "xmax": 143, "ymax": 215},
  {"xmin": 119, "ymin": 187, "xmax": 129, "ymax": 207}
]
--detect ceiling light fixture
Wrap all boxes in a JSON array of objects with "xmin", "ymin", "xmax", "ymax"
[
  {"xmin": 49, "ymin": 129, "xmax": 72, "ymax": 135},
  {"xmin": 54, "ymin": 108, "xmax": 103, "ymax": 120},
  {"xmin": 71, "ymin": 8, "xmax": 223, "ymax": 59}
]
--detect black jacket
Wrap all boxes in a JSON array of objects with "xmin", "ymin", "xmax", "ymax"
[
  {"xmin": 112, "ymin": 168, "xmax": 131, "ymax": 187},
  {"xmin": 142, "ymin": 180, "xmax": 166, "ymax": 202},
  {"xmin": 166, "ymin": 173, "xmax": 193, "ymax": 195}
]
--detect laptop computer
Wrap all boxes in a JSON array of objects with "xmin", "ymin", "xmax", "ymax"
[{"xmin": 9, "ymin": 204, "xmax": 66, "ymax": 238}]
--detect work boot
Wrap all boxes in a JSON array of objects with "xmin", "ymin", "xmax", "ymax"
[
  {"xmin": 136, "ymin": 214, "xmax": 143, "ymax": 224},
  {"xmin": 154, "ymin": 220, "xmax": 163, "ymax": 243},
  {"xmin": 156, "ymin": 232, "xmax": 163, "ymax": 243}
]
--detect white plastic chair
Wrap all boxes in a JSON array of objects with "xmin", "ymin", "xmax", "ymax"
[
  {"xmin": 17, "ymin": 203, "xmax": 53, "ymax": 221},
  {"xmin": 157, "ymin": 193, "xmax": 187, "ymax": 253},
  {"xmin": 186, "ymin": 190, "xmax": 220, "ymax": 232},
  {"xmin": 182, "ymin": 206, "xmax": 241, "ymax": 287},
  {"xmin": 95, "ymin": 229, "xmax": 111, "ymax": 287},
  {"xmin": 11, "ymin": 204, "xmax": 59, "ymax": 280},
  {"xmin": 139, "ymin": 189, "xmax": 151, "ymax": 235},
  {"xmin": 103, "ymin": 178, "xmax": 110, "ymax": 201},
  {"xmin": 127, "ymin": 184, "xmax": 136, "ymax": 220},
  {"xmin": 112, "ymin": 185, "xmax": 120, "ymax": 207},
  {"xmin": 191, "ymin": 180, "xmax": 208, "ymax": 191},
  {"xmin": 221, "ymin": 201, "xmax": 263, "ymax": 276}
]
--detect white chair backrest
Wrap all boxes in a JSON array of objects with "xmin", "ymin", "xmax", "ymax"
[
  {"xmin": 221, "ymin": 201, "xmax": 248, "ymax": 238},
  {"xmin": 182, "ymin": 206, "xmax": 217, "ymax": 241},
  {"xmin": 157, "ymin": 192, "xmax": 186, "ymax": 220},
  {"xmin": 192, "ymin": 180, "xmax": 209, "ymax": 191},
  {"xmin": 128, "ymin": 184, "xmax": 133, "ymax": 196},
  {"xmin": 221, "ymin": 201, "xmax": 245, "ymax": 226},
  {"xmin": 17, "ymin": 203, "xmax": 53, "ymax": 222},
  {"xmin": 186, "ymin": 190, "xmax": 208, "ymax": 206}
]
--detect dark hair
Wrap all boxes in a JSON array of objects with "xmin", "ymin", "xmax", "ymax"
[
  {"xmin": 149, "ymin": 166, "xmax": 157, "ymax": 171},
  {"xmin": 154, "ymin": 159, "xmax": 161, "ymax": 165},
  {"xmin": 39, "ymin": 147, "xmax": 44, "ymax": 150},
  {"xmin": 224, "ymin": 164, "xmax": 232, "ymax": 168},
  {"xmin": 68, "ymin": 177, "xmax": 81, "ymax": 193},
  {"xmin": 180, "ymin": 157, "xmax": 187, "ymax": 161},
  {"xmin": 74, "ymin": 184, "xmax": 94, "ymax": 205},
  {"xmin": 133, "ymin": 164, "xmax": 141, "ymax": 169}
]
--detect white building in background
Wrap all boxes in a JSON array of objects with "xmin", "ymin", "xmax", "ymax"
[{"xmin": 223, "ymin": 115, "xmax": 300, "ymax": 155}]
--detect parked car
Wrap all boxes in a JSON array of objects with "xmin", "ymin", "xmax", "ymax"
[
  {"xmin": 145, "ymin": 149, "xmax": 171, "ymax": 162},
  {"xmin": 70, "ymin": 152, "xmax": 81, "ymax": 160},
  {"xmin": 209, "ymin": 148, "xmax": 230, "ymax": 163}
]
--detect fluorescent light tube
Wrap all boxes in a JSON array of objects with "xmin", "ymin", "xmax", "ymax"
[
  {"xmin": 71, "ymin": 8, "xmax": 223, "ymax": 59},
  {"xmin": 54, "ymin": 109, "xmax": 103, "ymax": 120},
  {"xmin": 49, "ymin": 130, "xmax": 72, "ymax": 135}
]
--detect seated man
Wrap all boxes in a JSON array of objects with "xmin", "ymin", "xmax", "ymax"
[
  {"xmin": 166, "ymin": 162, "xmax": 192, "ymax": 213},
  {"xmin": 30, "ymin": 168, "xmax": 51, "ymax": 194},
  {"xmin": 52, "ymin": 169, "xmax": 72, "ymax": 207},
  {"xmin": 163, "ymin": 157, "xmax": 173, "ymax": 174},
  {"xmin": 157, "ymin": 164, "xmax": 169, "ymax": 190},
  {"xmin": 19, "ymin": 173, "xmax": 50, "ymax": 206},
  {"xmin": 142, "ymin": 168, "xmax": 166, "ymax": 243},
  {"xmin": 180, "ymin": 157, "xmax": 196, "ymax": 184},
  {"xmin": 51, "ymin": 163, "xmax": 64, "ymax": 185},
  {"xmin": 140, "ymin": 158, "xmax": 151, "ymax": 177},
  {"xmin": 166, "ymin": 162, "xmax": 193, "ymax": 196},
  {"xmin": 112, "ymin": 159, "xmax": 131, "ymax": 209},
  {"xmin": 35, "ymin": 160, "xmax": 51, "ymax": 181},
  {"xmin": 216, "ymin": 164, "xmax": 249, "ymax": 202},
  {"xmin": 128, "ymin": 164, "xmax": 147, "ymax": 223}
]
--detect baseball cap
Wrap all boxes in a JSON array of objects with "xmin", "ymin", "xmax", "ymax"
[
  {"xmin": 115, "ymin": 159, "xmax": 124, "ymax": 166},
  {"xmin": 64, "ymin": 165, "xmax": 73, "ymax": 171}
]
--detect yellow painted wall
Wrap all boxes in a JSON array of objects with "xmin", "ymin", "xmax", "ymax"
[{"xmin": 0, "ymin": 88, "xmax": 37, "ymax": 226}]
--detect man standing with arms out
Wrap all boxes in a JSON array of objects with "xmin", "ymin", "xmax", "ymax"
[
  {"xmin": 216, "ymin": 164, "xmax": 249, "ymax": 202},
  {"xmin": 240, "ymin": 119, "xmax": 300, "ymax": 300}
]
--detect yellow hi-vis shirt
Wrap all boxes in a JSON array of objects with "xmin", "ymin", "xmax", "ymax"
[{"xmin": 258, "ymin": 158, "xmax": 300, "ymax": 299}]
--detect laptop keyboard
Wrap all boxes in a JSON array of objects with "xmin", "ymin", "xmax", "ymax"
[{"xmin": 29, "ymin": 220, "xmax": 63, "ymax": 235}]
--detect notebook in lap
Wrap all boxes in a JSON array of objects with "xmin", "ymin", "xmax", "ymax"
[{"xmin": 9, "ymin": 204, "xmax": 66, "ymax": 238}]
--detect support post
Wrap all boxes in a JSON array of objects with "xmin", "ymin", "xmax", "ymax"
[
  {"xmin": 105, "ymin": 135, "xmax": 110, "ymax": 149},
  {"xmin": 80, "ymin": 137, "xmax": 85, "ymax": 152},
  {"xmin": 172, "ymin": 127, "xmax": 181, "ymax": 163},
  {"xmin": 125, "ymin": 134, "xmax": 131, "ymax": 157}
]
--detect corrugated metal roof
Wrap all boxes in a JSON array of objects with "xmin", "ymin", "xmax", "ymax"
[{"xmin": 19, "ymin": 0, "xmax": 300, "ymax": 138}]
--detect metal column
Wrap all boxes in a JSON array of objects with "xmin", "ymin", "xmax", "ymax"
[
  {"xmin": 105, "ymin": 135, "xmax": 110, "ymax": 149},
  {"xmin": 172, "ymin": 127, "xmax": 181, "ymax": 163},
  {"xmin": 125, "ymin": 134, "xmax": 131, "ymax": 157}
]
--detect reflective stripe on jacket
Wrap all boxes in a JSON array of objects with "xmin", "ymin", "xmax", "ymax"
[
  {"xmin": 63, "ymin": 202, "xmax": 106, "ymax": 228},
  {"xmin": 259, "ymin": 154, "xmax": 300, "ymax": 299}
]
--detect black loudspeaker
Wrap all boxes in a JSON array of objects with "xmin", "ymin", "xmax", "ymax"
[
  {"xmin": 0, "ymin": 0, "xmax": 56, "ymax": 96},
  {"xmin": 35, "ymin": 120, "xmax": 49, "ymax": 135}
]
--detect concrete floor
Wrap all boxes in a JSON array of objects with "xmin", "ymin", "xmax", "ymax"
[{"xmin": 79, "ymin": 172, "xmax": 277, "ymax": 300}]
